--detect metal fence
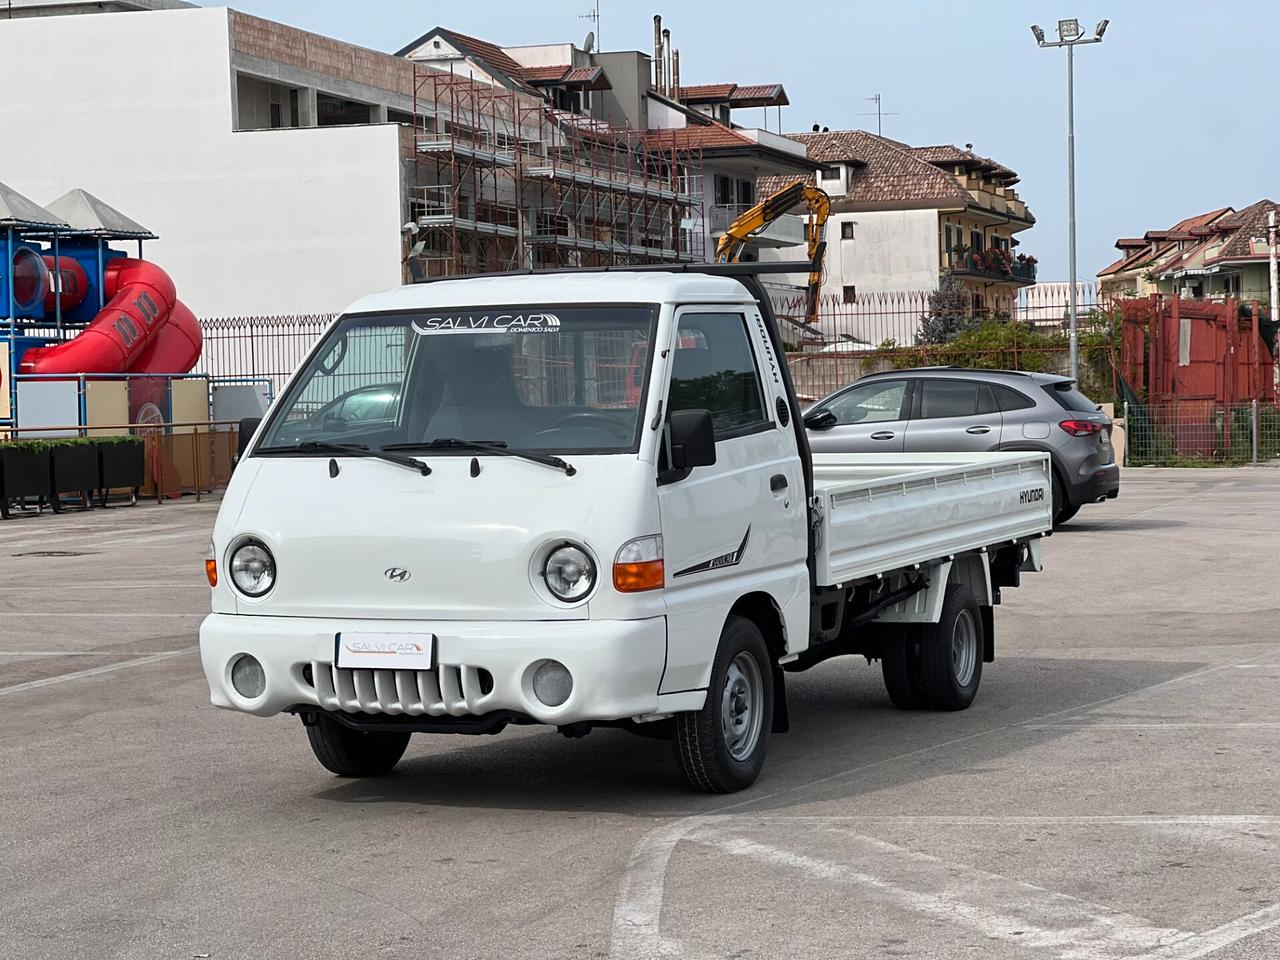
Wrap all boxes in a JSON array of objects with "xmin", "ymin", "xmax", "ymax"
[
  {"xmin": 1124, "ymin": 400, "xmax": 1280, "ymax": 466},
  {"xmin": 199, "ymin": 314, "xmax": 335, "ymax": 396},
  {"xmin": 199, "ymin": 291, "xmax": 1120, "ymax": 408}
]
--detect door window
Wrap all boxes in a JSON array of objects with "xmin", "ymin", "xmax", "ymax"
[
  {"xmin": 917, "ymin": 379, "xmax": 981, "ymax": 419},
  {"xmin": 668, "ymin": 313, "xmax": 768, "ymax": 439},
  {"xmin": 825, "ymin": 379, "xmax": 907, "ymax": 425}
]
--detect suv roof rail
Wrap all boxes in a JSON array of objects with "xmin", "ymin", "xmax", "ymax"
[{"xmin": 863, "ymin": 365, "xmax": 1036, "ymax": 378}]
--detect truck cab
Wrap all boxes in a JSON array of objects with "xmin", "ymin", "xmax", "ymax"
[{"xmin": 202, "ymin": 270, "xmax": 1051, "ymax": 793}]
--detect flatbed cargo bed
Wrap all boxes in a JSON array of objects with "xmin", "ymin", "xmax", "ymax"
[{"xmin": 811, "ymin": 451, "xmax": 1053, "ymax": 587}]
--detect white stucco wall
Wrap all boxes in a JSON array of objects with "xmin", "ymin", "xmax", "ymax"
[
  {"xmin": 759, "ymin": 208, "xmax": 941, "ymax": 296},
  {"xmin": 0, "ymin": 7, "xmax": 404, "ymax": 318},
  {"xmin": 825, "ymin": 208, "xmax": 940, "ymax": 296}
]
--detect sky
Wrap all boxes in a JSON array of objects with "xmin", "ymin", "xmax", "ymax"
[{"xmin": 197, "ymin": 0, "xmax": 1280, "ymax": 282}]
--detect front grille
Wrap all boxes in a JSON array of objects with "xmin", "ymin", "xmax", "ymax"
[{"xmin": 309, "ymin": 662, "xmax": 495, "ymax": 717}]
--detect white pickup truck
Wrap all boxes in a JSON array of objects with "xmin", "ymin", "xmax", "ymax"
[{"xmin": 201, "ymin": 267, "xmax": 1051, "ymax": 793}]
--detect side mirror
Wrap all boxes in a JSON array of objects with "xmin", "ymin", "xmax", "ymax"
[
  {"xmin": 667, "ymin": 408, "xmax": 716, "ymax": 471},
  {"xmin": 236, "ymin": 417, "xmax": 263, "ymax": 464},
  {"xmin": 803, "ymin": 408, "xmax": 838, "ymax": 431}
]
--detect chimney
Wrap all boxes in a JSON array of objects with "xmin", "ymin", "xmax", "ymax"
[
  {"xmin": 653, "ymin": 16, "xmax": 663, "ymax": 93},
  {"xmin": 662, "ymin": 28, "xmax": 671, "ymax": 95},
  {"xmin": 672, "ymin": 49, "xmax": 680, "ymax": 100}
]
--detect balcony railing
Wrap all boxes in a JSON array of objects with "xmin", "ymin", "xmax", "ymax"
[
  {"xmin": 708, "ymin": 204, "xmax": 806, "ymax": 248},
  {"xmin": 951, "ymin": 251, "xmax": 1037, "ymax": 285}
]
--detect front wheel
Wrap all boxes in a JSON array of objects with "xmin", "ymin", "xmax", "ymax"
[
  {"xmin": 304, "ymin": 713, "xmax": 411, "ymax": 777},
  {"xmin": 673, "ymin": 616, "xmax": 773, "ymax": 793}
]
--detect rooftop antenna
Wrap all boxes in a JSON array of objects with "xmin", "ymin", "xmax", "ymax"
[
  {"xmin": 857, "ymin": 93, "xmax": 899, "ymax": 136},
  {"xmin": 579, "ymin": 1, "xmax": 600, "ymax": 50}
]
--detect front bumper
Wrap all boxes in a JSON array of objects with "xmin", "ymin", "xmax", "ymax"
[{"xmin": 200, "ymin": 613, "xmax": 669, "ymax": 726}]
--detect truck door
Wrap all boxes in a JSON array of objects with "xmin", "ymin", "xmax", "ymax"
[
  {"xmin": 656, "ymin": 306, "xmax": 808, "ymax": 695},
  {"xmin": 902, "ymin": 377, "xmax": 1002, "ymax": 453}
]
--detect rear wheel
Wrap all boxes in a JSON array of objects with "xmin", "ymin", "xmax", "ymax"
[
  {"xmin": 879, "ymin": 626, "xmax": 929, "ymax": 709},
  {"xmin": 673, "ymin": 615, "xmax": 773, "ymax": 793},
  {"xmin": 917, "ymin": 584, "xmax": 984, "ymax": 711},
  {"xmin": 1051, "ymin": 473, "xmax": 1079, "ymax": 526},
  {"xmin": 304, "ymin": 713, "xmax": 411, "ymax": 777}
]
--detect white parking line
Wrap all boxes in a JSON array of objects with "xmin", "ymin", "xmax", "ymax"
[
  {"xmin": 0, "ymin": 651, "xmax": 133, "ymax": 657},
  {"xmin": 0, "ymin": 613, "xmax": 203, "ymax": 618},
  {"xmin": 609, "ymin": 648, "xmax": 1280, "ymax": 960},
  {"xmin": 704, "ymin": 830, "xmax": 1192, "ymax": 959},
  {"xmin": 0, "ymin": 649, "xmax": 193, "ymax": 697},
  {"xmin": 1025, "ymin": 722, "xmax": 1280, "ymax": 730},
  {"xmin": 1130, "ymin": 904, "xmax": 1280, "ymax": 960}
]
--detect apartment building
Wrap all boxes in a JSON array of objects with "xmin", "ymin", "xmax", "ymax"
[
  {"xmin": 1098, "ymin": 201, "xmax": 1279, "ymax": 303},
  {"xmin": 759, "ymin": 131, "xmax": 1038, "ymax": 318},
  {"xmin": 0, "ymin": 4, "xmax": 816, "ymax": 318}
]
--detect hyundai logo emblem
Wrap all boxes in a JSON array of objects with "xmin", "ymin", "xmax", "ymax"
[{"xmin": 384, "ymin": 567, "xmax": 412, "ymax": 583}]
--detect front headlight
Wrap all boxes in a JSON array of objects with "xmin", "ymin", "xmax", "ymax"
[
  {"xmin": 229, "ymin": 539, "xmax": 276, "ymax": 597},
  {"xmin": 543, "ymin": 543, "xmax": 595, "ymax": 602}
]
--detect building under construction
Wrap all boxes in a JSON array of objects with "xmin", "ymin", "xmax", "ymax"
[{"xmin": 407, "ymin": 67, "xmax": 704, "ymax": 279}]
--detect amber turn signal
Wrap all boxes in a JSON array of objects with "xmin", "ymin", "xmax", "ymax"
[
  {"xmin": 205, "ymin": 541, "xmax": 218, "ymax": 587},
  {"xmin": 613, "ymin": 560, "xmax": 665, "ymax": 592},
  {"xmin": 613, "ymin": 535, "xmax": 664, "ymax": 592}
]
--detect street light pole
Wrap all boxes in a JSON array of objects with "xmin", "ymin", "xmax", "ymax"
[
  {"xmin": 1066, "ymin": 42, "xmax": 1078, "ymax": 380},
  {"xmin": 1032, "ymin": 18, "xmax": 1108, "ymax": 382}
]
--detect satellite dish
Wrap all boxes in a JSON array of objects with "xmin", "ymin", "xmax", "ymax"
[{"xmin": 583, "ymin": 30, "xmax": 595, "ymax": 53}]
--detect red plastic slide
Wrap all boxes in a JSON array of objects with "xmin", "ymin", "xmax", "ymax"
[{"xmin": 20, "ymin": 257, "xmax": 202, "ymax": 376}]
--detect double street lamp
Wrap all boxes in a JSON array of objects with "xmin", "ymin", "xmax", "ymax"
[{"xmin": 1032, "ymin": 18, "xmax": 1108, "ymax": 381}]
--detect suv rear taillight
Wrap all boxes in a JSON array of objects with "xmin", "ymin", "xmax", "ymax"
[{"xmin": 1059, "ymin": 419, "xmax": 1104, "ymax": 437}]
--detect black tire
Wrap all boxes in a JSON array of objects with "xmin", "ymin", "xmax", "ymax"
[
  {"xmin": 880, "ymin": 626, "xmax": 930, "ymax": 709},
  {"xmin": 1051, "ymin": 472, "xmax": 1078, "ymax": 526},
  {"xmin": 917, "ymin": 584, "xmax": 984, "ymax": 711},
  {"xmin": 673, "ymin": 615, "xmax": 773, "ymax": 793},
  {"xmin": 304, "ymin": 713, "xmax": 411, "ymax": 777}
]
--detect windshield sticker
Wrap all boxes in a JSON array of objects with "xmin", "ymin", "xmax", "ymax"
[{"xmin": 411, "ymin": 312, "xmax": 562, "ymax": 335}]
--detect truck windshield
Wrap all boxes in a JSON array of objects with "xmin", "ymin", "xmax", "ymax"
[{"xmin": 256, "ymin": 305, "xmax": 658, "ymax": 455}]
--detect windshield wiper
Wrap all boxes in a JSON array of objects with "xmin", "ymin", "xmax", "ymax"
[
  {"xmin": 383, "ymin": 438, "xmax": 576, "ymax": 477},
  {"xmin": 257, "ymin": 440, "xmax": 431, "ymax": 476}
]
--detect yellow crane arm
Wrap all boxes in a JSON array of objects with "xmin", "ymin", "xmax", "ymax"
[{"xmin": 714, "ymin": 182, "xmax": 831, "ymax": 325}]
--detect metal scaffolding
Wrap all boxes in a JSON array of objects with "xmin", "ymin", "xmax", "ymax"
[{"xmin": 408, "ymin": 66, "xmax": 704, "ymax": 280}]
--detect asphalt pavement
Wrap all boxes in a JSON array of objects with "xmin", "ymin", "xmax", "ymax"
[{"xmin": 2, "ymin": 469, "xmax": 1279, "ymax": 960}]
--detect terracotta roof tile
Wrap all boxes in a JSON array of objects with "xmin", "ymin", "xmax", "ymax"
[
  {"xmin": 1210, "ymin": 199, "xmax": 1280, "ymax": 261},
  {"xmin": 759, "ymin": 130, "xmax": 974, "ymax": 211},
  {"xmin": 1171, "ymin": 207, "xmax": 1233, "ymax": 232},
  {"xmin": 643, "ymin": 123, "xmax": 755, "ymax": 150},
  {"xmin": 562, "ymin": 66, "xmax": 609, "ymax": 88},
  {"xmin": 519, "ymin": 64, "xmax": 570, "ymax": 82},
  {"xmin": 911, "ymin": 144, "xmax": 1017, "ymax": 183},
  {"xmin": 435, "ymin": 28, "xmax": 527, "ymax": 78},
  {"xmin": 729, "ymin": 83, "xmax": 788, "ymax": 106},
  {"xmin": 678, "ymin": 83, "xmax": 737, "ymax": 101}
]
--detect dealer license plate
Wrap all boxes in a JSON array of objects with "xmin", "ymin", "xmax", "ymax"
[{"xmin": 335, "ymin": 632, "xmax": 435, "ymax": 670}]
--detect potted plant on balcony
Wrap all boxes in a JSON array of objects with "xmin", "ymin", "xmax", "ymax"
[
  {"xmin": 95, "ymin": 435, "xmax": 145, "ymax": 507},
  {"xmin": 48, "ymin": 438, "xmax": 99, "ymax": 512},
  {"xmin": 0, "ymin": 440, "xmax": 52, "ymax": 520}
]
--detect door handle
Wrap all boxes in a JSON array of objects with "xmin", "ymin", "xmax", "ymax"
[
  {"xmin": 870, "ymin": 431, "xmax": 895, "ymax": 440},
  {"xmin": 965, "ymin": 425, "xmax": 992, "ymax": 435},
  {"xmin": 770, "ymin": 474, "xmax": 788, "ymax": 492}
]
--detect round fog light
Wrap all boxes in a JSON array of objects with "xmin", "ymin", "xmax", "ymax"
[
  {"xmin": 532, "ymin": 660, "xmax": 573, "ymax": 707},
  {"xmin": 231, "ymin": 654, "xmax": 266, "ymax": 699}
]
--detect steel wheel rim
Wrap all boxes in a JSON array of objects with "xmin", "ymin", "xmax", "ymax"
[
  {"xmin": 952, "ymin": 609, "xmax": 977, "ymax": 687},
  {"xmin": 720, "ymin": 651, "xmax": 764, "ymax": 762}
]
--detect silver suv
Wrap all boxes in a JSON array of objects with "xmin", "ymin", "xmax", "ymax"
[{"xmin": 803, "ymin": 367, "xmax": 1119, "ymax": 525}]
